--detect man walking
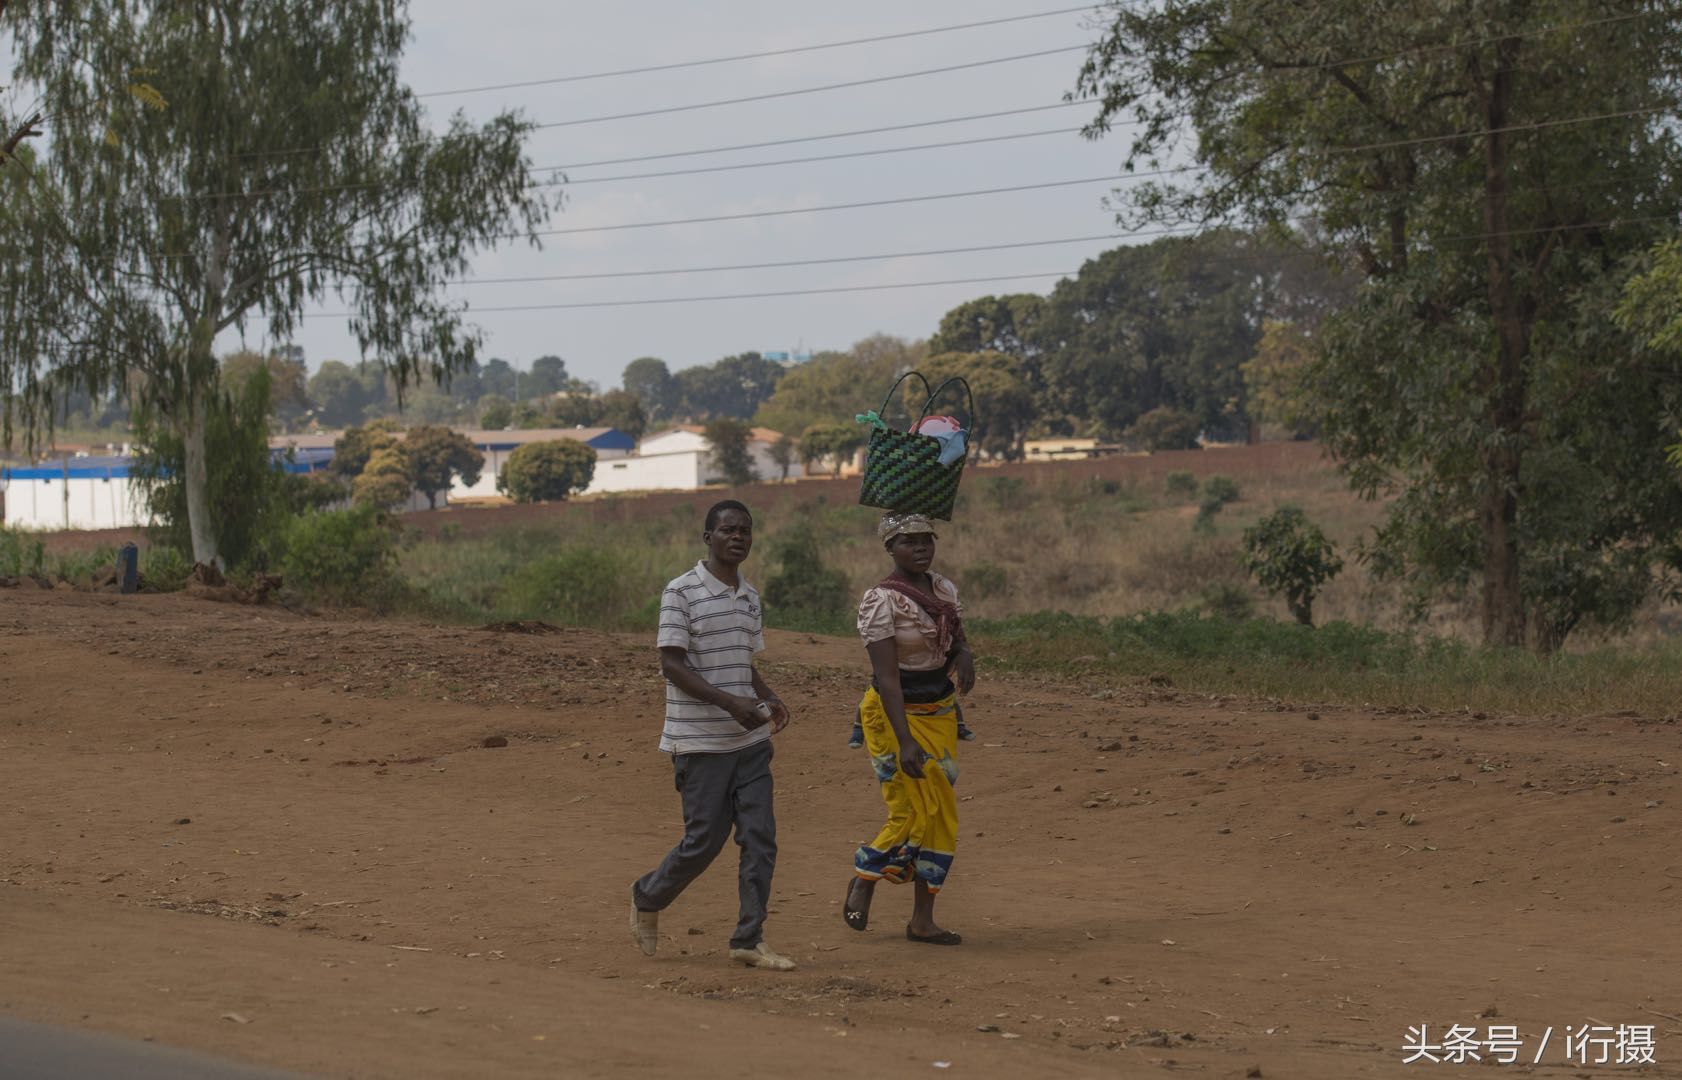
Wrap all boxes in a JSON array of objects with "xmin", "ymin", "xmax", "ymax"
[{"xmin": 630, "ymin": 499, "xmax": 796, "ymax": 970}]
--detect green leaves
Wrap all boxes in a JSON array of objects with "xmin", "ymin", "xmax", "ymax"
[
  {"xmin": 496, "ymin": 440, "xmax": 596, "ymax": 503},
  {"xmin": 1242, "ymin": 506, "xmax": 1344, "ymax": 627},
  {"xmin": 1, "ymin": 1, "xmax": 553, "ymax": 561},
  {"xmin": 1075, "ymin": 0, "xmax": 1682, "ymax": 648}
]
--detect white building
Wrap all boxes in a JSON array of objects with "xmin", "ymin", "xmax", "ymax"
[
  {"xmin": 0, "ymin": 449, "xmax": 337, "ymax": 531},
  {"xmin": 626, "ymin": 426, "xmax": 804, "ymax": 490}
]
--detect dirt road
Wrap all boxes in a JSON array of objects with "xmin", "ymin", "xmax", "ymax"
[{"xmin": 2, "ymin": 589, "xmax": 1678, "ymax": 1077}]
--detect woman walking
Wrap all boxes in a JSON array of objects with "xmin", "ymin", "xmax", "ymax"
[{"xmin": 843, "ymin": 512, "xmax": 976, "ymax": 945}]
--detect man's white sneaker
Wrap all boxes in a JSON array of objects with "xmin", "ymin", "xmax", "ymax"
[
  {"xmin": 728, "ymin": 942, "xmax": 796, "ymax": 971},
  {"xmin": 630, "ymin": 896, "xmax": 658, "ymax": 957}
]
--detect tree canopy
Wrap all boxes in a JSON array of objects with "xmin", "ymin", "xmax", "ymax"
[
  {"xmin": 1075, "ymin": 0, "xmax": 1682, "ymax": 648},
  {"xmin": 0, "ymin": 0, "xmax": 552, "ymax": 564},
  {"xmin": 498, "ymin": 439, "xmax": 596, "ymax": 502}
]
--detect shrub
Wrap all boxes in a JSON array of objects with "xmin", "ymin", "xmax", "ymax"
[
  {"xmin": 764, "ymin": 521, "xmax": 849, "ymax": 621},
  {"xmin": 1242, "ymin": 505, "xmax": 1344, "ymax": 626},
  {"xmin": 498, "ymin": 439, "xmax": 596, "ymax": 502},
  {"xmin": 1191, "ymin": 475, "xmax": 1242, "ymax": 534},
  {"xmin": 497, "ymin": 547, "xmax": 638, "ymax": 627},
  {"xmin": 1127, "ymin": 405, "xmax": 1201, "ymax": 451},
  {"xmin": 965, "ymin": 561, "xmax": 1009, "ymax": 600},
  {"xmin": 139, "ymin": 545, "xmax": 192, "ymax": 592},
  {"xmin": 0, "ymin": 526, "xmax": 45, "ymax": 578},
  {"xmin": 279, "ymin": 505, "xmax": 403, "ymax": 607},
  {"xmin": 1202, "ymin": 475, "xmax": 1241, "ymax": 506},
  {"xmin": 1164, "ymin": 470, "xmax": 1198, "ymax": 497}
]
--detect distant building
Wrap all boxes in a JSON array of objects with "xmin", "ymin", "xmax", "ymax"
[
  {"xmin": 626, "ymin": 426, "xmax": 802, "ymax": 489},
  {"xmin": 0, "ymin": 449, "xmax": 332, "ymax": 531},
  {"xmin": 1024, "ymin": 437, "xmax": 1101, "ymax": 460}
]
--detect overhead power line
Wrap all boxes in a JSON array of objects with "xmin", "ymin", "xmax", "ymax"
[
  {"xmin": 236, "ymin": 44, "xmax": 1089, "ymax": 162},
  {"xmin": 278, "ymin": 271, "xmax": 1084, "ymax": 317},
  {"xmin": 126, "ymin": 103, "xmax": 1672, "ymax": 259},
  {"xmin": 278, "ymin": 214, "xmax": 1679, "ymax": 316},
  {"xmin": 544, "ymin": 101, "xmax": 1089, "ymax": 170},
  {"xmin": 450, "ymin": 233, "xmax": 1127, "ymax": 284},
  {"xmin": 563, "ymin": 126, "xmax": 1083, "ymax": 185},
  {"xmin": 524, "ymin": 45, "xmax": 1090, "ymax": 132},
  {"xmin": 527, "ymin": 174, "xmax": 1127, "ymax": 237},
  {"xmin": 417, "ymin": 5, "xmax": 1100, "ymax": 98}
]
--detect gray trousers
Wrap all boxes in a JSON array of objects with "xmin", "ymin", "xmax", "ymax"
[{"xmin": 632, "ymin": 740, "xmax": 776, "ymax": 950}]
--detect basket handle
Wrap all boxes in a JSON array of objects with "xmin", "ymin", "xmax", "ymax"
[
  {"xmin": 875, "ymin": 370, "xmax": 934, "ymax": 425},
  {"xmin": 918, "ymin": 376, "xmax": 977, "ymax": 431}
]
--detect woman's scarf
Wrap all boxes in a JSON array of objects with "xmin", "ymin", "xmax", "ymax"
[{"xmin": 875, "ymin": 575, "xmax": 965, "ymax": 660}]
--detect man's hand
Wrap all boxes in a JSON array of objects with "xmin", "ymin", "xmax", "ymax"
[
  {"xmin": 721, "ymin": 693, "xmax": 766, "ymax": 730},
  {"xmin": 898, "ymin": 740, "xmax": 928, "ymax": 780},
  {"xmin": 764, "ymin": 698, "xmax": 791, "ymax": 734}
]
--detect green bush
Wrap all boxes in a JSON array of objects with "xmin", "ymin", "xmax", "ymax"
[
  {"xmin": 140, "ymin": 546, "xmax": 193, "ymax": 592},
  {"xmin": 51, "ymin": 545, "xmax": 117, "ymax": 584},
  {"xmin": 1164, "ymin": 470, "xmax": 1198, "ymax": 497},
  {"xmin": 764, "ymin": 520, "xmax": 849, "ymax": 621},
  {"xmin": 0, "ymin": 526, "xmax": 45, "ymax": 578},
  {"xmin": 279, "ymin": 505, "xmax": 403, "ymax": 607},
  {"xmin": 1128, "ymin": 406, "xmax": 1201, "ymax": 451},
  {"xmin": 1242, "ymin": 505, "xmax": 1344, "ymax": 626},
  {"xmin": 497, "ymin": 439, "xmax": 596, "ymax": 502},
  {"xmin": 497, "ymin": 547, "xmax": 639, "ymax": 627},
  {"xmin": 1202, "ymin": 475, "xmax": 1241, "ymax": 505},
  {"xmin": 965, "ymin": 561, "xmax": 1009, "ymax": 600}
]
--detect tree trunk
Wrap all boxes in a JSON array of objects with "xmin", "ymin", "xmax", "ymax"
[
  {"xmin": 1476, "ymin": 38, "xmax": 1530, "ymax": 649},
  {"xmin": 181, "ymin": 389, "xmax": 221, "ymax": 568}
]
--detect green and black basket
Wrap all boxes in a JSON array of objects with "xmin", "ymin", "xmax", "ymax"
[{"xmin": 857, "ymin": 371, "xmax": 976, "ymax": 521}]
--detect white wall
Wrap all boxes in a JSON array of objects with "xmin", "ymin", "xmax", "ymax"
[
  {"xmin": 585, "ymin": 451, "xmax": 703, "ymax": 495},
  {"xmin": 0, "ymin": 475, "xmax": 154, "ymax": 531}
]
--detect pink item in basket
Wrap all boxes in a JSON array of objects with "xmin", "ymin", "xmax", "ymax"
[{"xmin": 913, "ymin": 415, "xmax": 962, "ymax": 437}]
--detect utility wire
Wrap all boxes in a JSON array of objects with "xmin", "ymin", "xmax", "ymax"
[
  {"xmin": 226, "ymin": 9, "xmax": 1663, "ymax": 167},
  {"xmin": 274, "ymin": 271, "xmax": 1085, "ymax": 317},
  {"xmin": 112, "ymin": 104, "xmax": 1675, "ymax": 259},
  {"xmin": 416, "ymin": 5, "xmax": 1101, "ymax": 98},
  {"xmin": 170, "ymin": 101, "xmax": 1096, "ymax": 202},
  {"xmin": 525, "ymin": 45, "xmax": 1089, "ymax": 131},
  {"xmin": 448, "ymin": 233, "xmax": 1126, "ymax": 284},
  {"xmin": 545, "ymin": 101, "xmax": 1088, "ymax": 170},
  {"xmin": 523, "ymin": 105, "xmax": 1669, "ymax": 238},
  {"xmin": 562, "ymin": 126, "xmax": 1083, "ymax": 185},
  {"xmin": 527, "ymin": 174, "xmax": 1127, "ymax": 237},
  {"xmin": 274, "ymin": 213, "xmax": 1680, "ymax": 316},
  {"xmin": 234, "ymin": 44, "xmax": 1089, "ymax": 161}
]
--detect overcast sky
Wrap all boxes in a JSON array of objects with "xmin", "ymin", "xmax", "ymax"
[{"xmin": 240, "ymin": 2, "xmax": 1133, "ymax": 388}]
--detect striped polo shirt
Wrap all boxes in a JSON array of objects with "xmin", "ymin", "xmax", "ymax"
[{"xmin": 656, "ymin": 560, "xmax": 768, "ymax": 755}]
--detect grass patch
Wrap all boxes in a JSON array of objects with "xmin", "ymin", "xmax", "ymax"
[{"xmin": 973, "ymin": 609, "xmax": 1682, "ymax": 716}]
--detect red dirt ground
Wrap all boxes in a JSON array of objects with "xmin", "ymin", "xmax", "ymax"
[{"xmin": 3, "ymin": 585, "xmax": 1679, "ymax": 1078}]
